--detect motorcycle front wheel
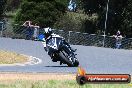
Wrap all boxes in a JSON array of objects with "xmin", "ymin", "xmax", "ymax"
[{"xmin": 58, "ymin": 51, "xmax": 79, "ymax": 67}]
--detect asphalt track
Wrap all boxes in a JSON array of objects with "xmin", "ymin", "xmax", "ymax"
[{"xmin": 0, "ymin": 37, "xmax": 132, "ymax": 74}]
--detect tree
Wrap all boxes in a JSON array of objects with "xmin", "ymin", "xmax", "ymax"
[
  {"xmin": 81, "ymin": 0, "xmax": 129, "ymax": 35},
  {"xmin": 0, "ymin": 0, "xmax": 7, "ymax": 18},
  {"xmin": 54, "ymin": 12, "xmax": 98, "ymax": 33},
  {"xmin": 81, "ymin": 0, "xmax": 106, "ymax": 15},
  {"xmin": 6, "ymin": 0, "xmax": 21, "ymax": 11},
  {"xmin": 14, "ymin": 0, "xmax": 67, "ymax": 33},
  {"xmin": 121, "ymin": 0, "xmax": 132, "ymax": 37}
]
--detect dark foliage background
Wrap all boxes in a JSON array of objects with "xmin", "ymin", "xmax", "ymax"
[
  {"xmin": 0, "ymin": 0, "xmax": 7, "ymax": 19},
  {"xmin": 1, "ymin": 0, "xmax": 132, "ymax": 37}
]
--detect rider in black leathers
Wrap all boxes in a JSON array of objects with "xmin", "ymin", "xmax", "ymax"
[{"xmin": 42, "ymin": 27, "xmax": 76, "ymax": 61}]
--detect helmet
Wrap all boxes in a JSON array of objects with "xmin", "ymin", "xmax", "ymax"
[
  {"xmin": 116, "ymin": 30, "xmax": 121, "ymax": 36},
  {"xmin": 44, "ymin": 27, "xmax": 52, "ymax": 38}
]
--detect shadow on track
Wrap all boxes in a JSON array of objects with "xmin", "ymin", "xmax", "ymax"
[{"xmin": 45, "ymin": 66, "xmax": 73, "ymax": 68}]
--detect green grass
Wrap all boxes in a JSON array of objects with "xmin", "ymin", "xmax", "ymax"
[{"xmin": 0, "ymin": 80, "xmax": 130, "ymax": 88}]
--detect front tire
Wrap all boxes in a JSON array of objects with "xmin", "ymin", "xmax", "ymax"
[
  {"xmin": 59, "ymin": 51, "xmax": 79, "ymax": 67},
  {"xmin": 74, "ymin": 59, "xmax": 79, "ymax": 67}
]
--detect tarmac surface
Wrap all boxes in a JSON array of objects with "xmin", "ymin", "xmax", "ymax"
[{"xmin": 0, "ymin": 37, "xmax": 132, "ymax": 74}]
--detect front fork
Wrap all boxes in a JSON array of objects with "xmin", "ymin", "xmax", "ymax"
[
  {"xmin": 62, "ymin": 45, "xmax": 72, "ymax": 55},
  {"xmin": 62, "ymin": 45, "xmax": 76, "ymax": 62}
]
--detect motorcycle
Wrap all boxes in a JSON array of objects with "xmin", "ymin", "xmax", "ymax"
[{"xmin": 44, "ymin": 34, "xmax": 79, "ymax": 67}]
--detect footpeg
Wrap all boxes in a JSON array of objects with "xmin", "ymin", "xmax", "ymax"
[{"xmin": 75, "ymin": 54, "xmax": 77, "ymax": 56}]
